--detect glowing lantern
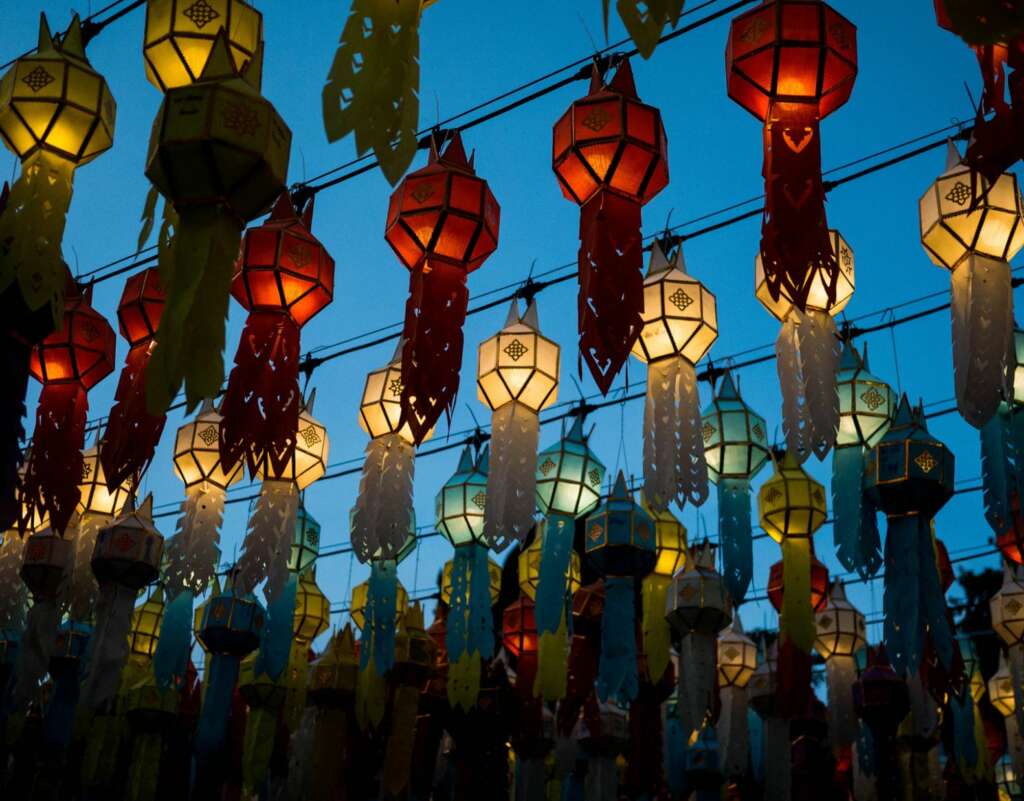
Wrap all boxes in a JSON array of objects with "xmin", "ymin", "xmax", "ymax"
[
  {"xmin": 717, "ymin": 618, "xmax": 757, "ymax": 780},
  {"xmin": 476, "ymin": 299, "xmax": 559, "ymax": 549},
  {"xmin": 766, "ymin": 550, "xmax": 829, "ymax": 613},
  {"xmin": 988, "ymin": 653, "xmax": 1024, "ymax": 783},
  {"xmin": 701, "ymin": 371, "xmax": 770, "ymax": 603},
  {"xmin": 128, "ymin": 586, "xmax": 166, "ymax": 660},
  {"xmin": 440, "ymin": 555, "xmax": 501, "ymax": 606},
  {"xmin": 552, "ymin": 58, "xmax": 668, "ymax": 393},
  {"xmin": 755, "ymin": 230, "xmax": 854, "ymax": 322},
  {"xmin": 919, "ymin": 141, "xmax": 1024, "ymax": 426},
  {"xmin": 289, "ymin": 504, "xmax": 321, "ymax": 575},
  {"xmin": 991, "ymin": 563, "xmax": 1024, "ymax": 736},
  {"xmin": 852, "ymin": 647, "xmax": 910, "ymax": 800},
  {"xmin": 384, "ymin": 131, "xmax": 500, "ymax": 444},
  {"xmin": 815, "ymin": 581, "xmax": 866, "ymax": 753},
  {"xmin": 631, "ymin": 241, "xmax": 718, "ymax": 509},
  {"xmin": 639, "ymin": 492, "xmax": 686, "ymax": 684},
  {"xmin": 502, "ymin": 593, "xmax": 538, "ymax": 661},
  {"xmin": 143, "ymin": 0, "xmax": 264, "ymax": 92},
  {"xmin": 220, "ymin": 195, "xmax": 335, "ymax": 479}
]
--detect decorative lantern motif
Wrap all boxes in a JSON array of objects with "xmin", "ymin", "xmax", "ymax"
[
  {"xmin": 631, "ymin": 241, "xmax": 718, "ymax": 509},
  {"xmin": 144, "ymin": 33, "xmax": 291, "ymax": 414},
  {"xmin": 989, "ymin": 652, "xmax": 1024, "ymax": 784},
  {"xmin": 237, "ymin": 392, "xmax": 328, "ymax": 602},
  {"xmin": 991, "ymin": 563, "xmax": 1024, "ymax": 735},
  {"xmin": 477, "ymin": 299, "xmax": 559, "ymax": 549},
  {"xmin": 919, "ymin": 141, "xmax": 1024, "ymax": 426},
  {"xmin": 435, "ymin": 445, "xmax": 493, "ymax": 709},
  {"xmin": 100, "ymin": 268, "xmax": 167, "ymax": 491},
  {"xmin": 552, "ymin": 58, "xmax": 668, "ymax": 394},
  {"xmin": 701, "ymin": 371, "xmax": 770, "ymax": 603},
  {"xmin": 865, "ymin": 396, "xmax": 955, "ymax": 676},
  {"xmin": 639, "ymin": 491, "xmax": 686, "ymax": 684},
  {"xmin": 815, "ymin": 581, "xmax": 866, "ymax": 754},
  {"xmin": 533, "ymin": 416, "xmax": 605, "ymax": 701},
  {"xmin": 833, "ymin": 340, "xmax": 896, "ymax": 578},
  {"xmin": 384, "ymin": 131, "xmax": 500, "ymax": 444},
  {"xmin": 584, "ymin": 472, "xmax": 656, "ymax": 703},
  {"xmin": 220, "ymin": 195, "xmax": 334, "ymax": 478},
  {"xmin": 22, "ymin": 282, "xmax": 116, "ymax": 535},
  {"xmin": 716, "ymin": 618, "xmax": 757, "ymax": 780},
  {"xmin": 666, "ymin": 541, "xmax": 732, "ymax": 741}
]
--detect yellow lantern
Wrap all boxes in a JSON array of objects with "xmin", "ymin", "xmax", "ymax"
[
  {"xmin": 143, "ymin": 0, "xmax": 264, "ymax": 92},
  {"xmin": 78, "ymin": 444, "xmax": 132, "ymax": 520},
  {"xmin": 294, "ymin": 570, "xmax": 330, "ymax": 645},
  {"xmin": 128, "ymin": 585, "xmax": 166, "ymax": 660},
  {"xmin": 717, "ymin": 618, "xmax": 757, "ymax": 689},
  {"xmin": 755, "ymin": 230, "xmax": 854, "ymax": 321},
  {"xmin": 477, "ymin": 300, "xmax": 559, "ymax": 413},
  {"xmin": 440, "ymin": 556, "xmax": 501, "ymax": 607},
  {"xmin": 350, "ymin": 579, "xmax": 409, "ymax": 631},
  {"xmin": 989, "ymin": 655, "xmax": 1016, "ymax": 718},
  {"xmin": 517, "ymin": 520, "xmax": 581, "ymax": 600},
  {"xmin": 639, "ymin": 491, "xmax": 687, "ymax": 683}
]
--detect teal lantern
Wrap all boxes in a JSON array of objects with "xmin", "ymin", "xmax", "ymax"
[
  {"xmin": 536, "ymin": 416, "xmax": 606, "ymax": 518},
  {"xmin": 833, "ymin": 341, "xmax": 897, "ymax": 578},
  {"xmin": 289, "ymin": 503, "xmax": 321, "ymax": 574},
  {"xmin": 865, "ymin": 396, "xmax": 955, "ymax": 676},
  {"xmin": 435, "ymin": 446, "xmax": 493, "ymax": 710},
  {"xmin": 700, "ymin": 371, "xmax": 770, "ymax": 603},
  {"xmin": 585, "ymin": 472, "xmax": 655, "ymax": 703}
]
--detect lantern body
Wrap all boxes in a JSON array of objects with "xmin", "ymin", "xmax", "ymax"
[
  {"xmin": 1011, "ymin": 326, "xmax": 1024, "ymax": 405},
  {"xmin": 766, "ymin": 554, "xmax": 829, "ymax": 612},
  {"xmin": 29, "ymin": 292, "xmax": 116, "ymax": 389},
  {"xmin": 435, "ymin": 448, "xmax": 488, "ymax": 547},
  {"xmin": 116, "ymin": 267, "xmax": 165, "ymax": 346},
  {"xmin": 20, "ymin": 529, "xmax": 72, "ymax": 599},
  {"xmin": 77, "ymin": 445, "xmax": 131, "ymax": 518},
  {"xmin": 718, "ymin": 624, "xmax": 758, "ymax": 689},
  {"xmin": 502, "ymin": 594, "xmax": 538, "ymax": 659},
  {"xmin": 128, "ymin": 588, "xmax": 165, "ymax": 659},
  {"xmin": 0, "ymin": 17, "xmax": 116, "ymax": 164},
  {"xmin": 385, "ymin": 134, "xmax": 499, "ymax": 273},
  {"xmin": 814, "ymin": 585, "xmax": 866, "ymax": 659},
  {"xmin": 517, "ymin": 521, "xmax": 581, "ymax": 599},
  {"xmin": 477, "ymin": 317, "xmax": 559, "ymax": 412},
  {"xmin": 349, "ymin": 577, "xmax": 406, "ymax": 631},
  {"xmin": 758, "ymin": 454, "xmax": 828, "ymax": 543},
  {"xmin": 173, "ymin": 402, "xmax": 244, "ymax": 490},
  {"xmin": 584, "ymin": 474, "xmax": 656, "ymax": 579},
  {"xmin": 988, "ymin": 663, "xmax": 1016, "ymax": 717},
  {"xmin": 640, "ymin": 494, "xmax": 687, "ymax": 578},
  {"xmin": 666, "ymin": 545, "xmax": 732, "ymax": 637},
  {"xmin": 143, "ymin": 0, "xmax": 263, "ymax": 92},
  {"xmin": 441, "ymin": 556, "xmax": 501, "ymax": 606},
  {"xmin": 91, "ymin": 499, "xmax": 164, "ymax": 589},
  {"xmin": 836, "ymin": 344, "xmax": 897, "ymax": 447},
  {"xmin": 701, "ymin": 374, "xmax": 770, "ymax": 482},
  {"xmin": 293, "ymin": 572, "xmax": 329, "ymax": 644},
  {"xmin": 357, "ymin": 350, "xmax": 427, "ymax": 445},
  {"xmin": 756, "ymin": 230, "xmax": 854, "ymax": 320},
  {"xmin": 288, "ymin": 505, "xmax": 321, "ymax": 574},
  {"xmin": 197, "ymin": 586, "xmax": 265, "ymax": 656},
  {"xmin": 552, "ymin": 66, "xmax": 668, "ymax": 207},
  {"xmin": 255, "ymin": 404, "xmax": 328, "ymax": 490},
  {"xmin": 535, "ymin": 418, "xmax": 606, "ymax": 518},
  {"xmin": 991, "ymin": 568, "xmax": 1024, "ymax": 646},
  {"xmin": 309, "ymin": 628, "xmax": 358, "ymax": 703},
  {"xmin": 725, "ymin": 0, "xmax": 858, "ymax": 122},
  {"xmin": 632, "ymin": 258, "xmax": 718, "ymax": 364}
]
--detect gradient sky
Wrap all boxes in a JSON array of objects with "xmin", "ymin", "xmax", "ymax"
[{"xmin": 1, "ymin": 0, "xmax": 1007, "ymax": 646}]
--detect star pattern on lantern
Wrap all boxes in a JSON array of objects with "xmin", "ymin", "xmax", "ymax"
[
  {"xmin": 410, "ymin": 183, "xmax": 436, "ymax": 203},
  {"xmin": 388, "ymin": 378, "xmax": 404, "ymax": 397},
  {"xmin": 198, "ymin": 425, "xmax": 218, "ymax": 446},
  {"xmin": 539, "ymin": 457, "xmax": 556, "ymax": 476},
  {"xmin": 81, "ymin": 462, "xmax": 93, "ymax": 481},
  {"xmin": 741, "ymin": 17, "xmax": 768, "ymax": 44},
  {"xmin": 764, "ymin": 486, "xmax": 783, "ymax": 504},
  {"xmin": 471, "ymin": 491, "xmax": 487, "ymax": 510},
  {"xmin": 751, "ymin": 422, "xmax": 765, "ymax": 441},
  {"xmin": 299, "ymin": 425, "xmax": 322, "ymax": 448},
  {"xmin": 945, "ymin": 182, "xmax": 972, "ymax": 207},
  {"xmin": 669, "ymin": 287, "xmax": 693, "ymax": 312},
  {"xmin": 503, "ymin": 338, "xmax": 528, "ymax": 361},
  {"xmin": 588, "ymin": 468, "xmax": 602, "ymax": 487},
  {"xmin": 22, "ymin": 66, "xmax": 54, "ymax": 93},
  {"xmin": 915, "ymin": 450, "xmax": 937, "ymax": 474},
  {"xmin": 581, "ymin": 107, "xmax": 610, "ymax": 132},
  {"xmin": 285, "ymin": 240, "xmax": 311, "ymax": 268},
  {"xmin": 222, "ymin": 102, "xmax": 260, "ymax": 136},
  {"xmin": 702, "ymin": 421, "xmax": 715, "ymax": 443},
  {"xmin": 1007, "ymin": 598, "xmax": 1022, "ymax": 615},
  {"xmin": 183, "ymin": 0, "xmax": 220, "ymax": 28},
  {"xmin": 860, "ymin": 387, "xmax": 885, "ymax": 411}
]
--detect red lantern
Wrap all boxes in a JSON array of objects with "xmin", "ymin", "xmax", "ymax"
[
  {"xmin": 997, "ymin": 492, "xmax": 1024, "ymax": 564},
  {"xmin": 934, "ymin": 536, "xmax": 954, "ymax": 594},
  {"xmin": 552, "ymin": 58, "xmax": 668, "ymax": 394},
  {"xmin": 503, "ymin": 593, "xmax": 539, "ymax": 706},
  {"xmin": 22, "ymin": 281, "xmax": 115, "ymax": 534},
  {"xmin": 100, "ymin": 268, "xmax": 166, "ymax": 491},
  {"xmin": 726, "ymin": 0, "xmax": 857, "ymax": 310},
  {"xmin": 766, "ymin": 551, "xmax": 830, "ymax": 613},
  {"xmin": 219, "ymin": 194, "xmax": 334, "ymax": 478}
]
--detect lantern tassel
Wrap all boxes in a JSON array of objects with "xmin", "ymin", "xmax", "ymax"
[
  {"xmin": 287, "ymin": 706, "xmax": 317, "ymax": 801},
  {"xmin": 22, "ymin": 383, "xmax": 88, "ymax": 535},
  {"xmin": 780, "ymin": 539, "xmax": 815, "ymax": 654},
  {"xmin": 833, "ymin": 445, "xmax": 882, "ymax": 578},
  {"xmin": 0, "ymin": 532, "xmax": 28, "ymax": 634},
  {"xmin": 146, "ymin": 207, "xmax": 240, "ymax": 415},
  {"xmin": 101, "ymin": 342, "xmax": 166, "ymax": 490},
  {"xmin": 677, "ymin": 633, "xmax": 715, "ymax": 740},
  {"xmin": 78, "ymin": 583, "xmax": 136, "ymax": 710},
  {"xmin": 981, "ymin": 403, "xmax": 1015, "ymax": 534},
  {"xmin": 484, "ymin": 401, "xmax": 539, "ymax": 550},
  {"xmin": 11, "ymin": 593, "xmax": 62, "ymax": 713},
  {"xmin": 381, "ymin": 684, "xmax": 421, "ymax": 799},
  {"xmin": 825, "ymin": 655, "xmax": 859, "ymax": 750},
  {"xmin": 237, "ymin": 479, "xmax": 300, "ymax": 602},
  {"xmin": 399, "ymin": 261, "xmax": 469, "ymax": 444},
  {"xmin": 0, "ymin": 334, "xmax": 32, "ymax": 531},
  {"xmin": 1012, "ymin": 644, "xmax": 1024, "ymax": 733},
  {"xmin": 578, "ymin": 190, "xmax": 644, "ymax": 394},
  {"xmin": 949, "ymin": 690, "xmax": 979, "ymax": 775},
  {"xmin": 352, "ymin": 432, "xmax": 416, "ymax": 562},
  {"xmin": 166, "ymin": 484, "xmax": 224, "ymax": 598},
  {"xmin": 641, "ymin": 574, "xmax": 671, "ymax": 684},
  {"xmin": 951, "ymin": 255, "xmax": 1014, "ymax": 427},
  {"xmin": 194, "ymin": 654, "xmax": 243, "ymax": 757},
  {"xmin": 535, "ymin": 514, "xmax": 573, "ymax": 700},
  {"xmin": 446, "ymin": 544, "xmax": 492, "ymax": 710},
  {"xmin": 219, "ymin": 311, "xmax": 302, "ymax": 478},
  {"xmin": 359, "ymin": 560, "xmax": 398, "ymax": 676},
  {"xmin": 153, "ymin": 588, "xmax": 193, "ymax": 688},
  {"xmin": 68, "ymin": 514, "xmax": 104, "ymax": 621},
  {"xmin": 534, "ymin": 613, "xmax": 568, "ymax": 702},
  {"xmin": 597, "ymin": 576, "xmax": 639, "ymax": 703},
  {"xmin": 719, "ymin": 685, "xmax": 748, "ymax": 779},
  {"xmin": 719, "ymin": 477, "xmax": 753, "ymax": 604}
]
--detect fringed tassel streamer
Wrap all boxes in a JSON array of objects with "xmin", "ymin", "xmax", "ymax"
[
  {"xmin": 677, "ymin": 633, "xmax": 715, "ymax": 740},
  {"xmin": 352, "ymin": 433, "xmax": 416, "ymax": 561},
  {"xmin": 484, "ymin": 402, "xmax": 539, "ymax": 550},
  {"xmin": 665, "ymin": 712, "xmax": 686, "ymax": 796},
  {"xmin": 237, "ymin": 479, "xmax": 299, "ymax": 602},
  {"xmin": 219, "ymin": 311, "xmax": 301, "ymax": 478},
  {"xmin": 68, "ymin": 514, "xmax": 105, "ymax": 621},
  {"xmin": 578, "ymin": 191, "xmax": 644, "ymax": 394},
  {"xmin": 101, "ymin": 343, "xmax": 165, "ymax": 490},
  {"xmin": 359, "ymin": 560, "xmax": 398, "ymax": 675},
  {"xmin": 22, "ymin": 383, "xmax": 87, "ymax": 535},
  {"xmin": 1007, "ymin": 711, "xmax": 1024, "ymax": 790},
  {"xmin": 11, "ymin": 596, "xmax": 61, "ymax": 713},
  {"xmin": 0, "ymin": 335, "xmax": 32, "ymax": 531},
  {"xmin": 950, "ymin": 255, "xmax": 1014, "ymax": 428},
  {"xmin": 781, "ymin": 538, "xmax": 815, "ymax": 653},
  {"xmin": 949, "ymin": 690, "xmax": 979, "ymax": 773},
  {"xmin": 825, "ymin": 655, "xmax": 858, "ymax": 750},
  {"xmin": 256, "ymin": 573, "xmax": 298, "ymax": 682},
  {"xmin": 194, "ymin": 655, "xmax": 243, "ymax": 757},
  {"xmin": 853, "ymin": 726, "xmax": 878, "ymax": 801},
  {"xmin": 833, "ymin": 445, "xmax": 882, "ymax": 577},
  {"xmin": 641, "ymin": 574, "xmax": 671, "ymax": 684},
  {"xmin": 78, "ymin": 583, "xmax": 136, "ymax": 709},
  {"xmin": 166, "ymin": 484, "xmax": 224, "ymax": 598},
  {"xmin": 399, "ymin": 261, "xmax": 469, "ymax": 444},
  {"xmin": 44, "ymin": 626, "xmax": 88, "ymax": 749},
  {"xmin": 0, "ymin": 532, "xmax": 28, "ymax": 631},
  {"xmin": 242, "ymin": 703, "xmax": 281, "ymax": 796},
  {"xmin": 446, "ymin": 544, "xmax": 492, "ymax": 710},
  {"xmin": 597, "ymin": 576, "xmax": 638, "ymax": 703},
  {"xmin": 153, "ymin": 588, "xmax": 193, "ymax": 688},
  {"xmin": 762, "ymin": 717, "xmax": 791, "ymax": 801},
  {"xmin": 535, "ymin": 515, "xmax": 573, "ymax": 699},
  {"xmin": 982, "ymin": 403, "xmax": 1016, "ymax": 533},
  {"xmin": 719, "ymin": 685, "xmax": 749, "ymax": 779},
  {"xmin": 718, "ymin": 478, "xmax": 752, "ymax": 603}
]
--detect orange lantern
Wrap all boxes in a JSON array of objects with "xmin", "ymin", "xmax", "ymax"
[{"xmin": 766, "ymin": 551, "xmax": 830, "ymax": 613}]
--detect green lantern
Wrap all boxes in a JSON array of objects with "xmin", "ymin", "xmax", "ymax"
[
  {"xmin": 536, "ymin": 416, "xmax": 606, "ymax": 518},
  {"xmin": 289, "ymin": 504, "xmax": 321, "ymax": 574}
]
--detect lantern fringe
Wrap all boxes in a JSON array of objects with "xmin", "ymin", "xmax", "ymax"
[
  {"xmin": 776, "ymin": 309, "xmax": 840, "ymax": 463},
  {"xmin": 399, "ymin": 261, "xmax": 469, "ymax": 445},
  {"xmin": 0, "ymin": 334, "xmax": 32, "ymax": 531},
  {"xmin": 677, "ymin": 632, "xmax": 715, "ymax": 740},
  {"xmin": 78, "ymin": 583, "xmax": 135, "ymax": 710},
  {"xmin": 353, "ymin": 433, "xmax": 415, "ymax": 563},
  {"xmin": 256, "ymin": 573, "xmax": 299, "ymax": 682},
  {"xmin": 1007, "ymin": 709, "xmax": 1024, "ymax": 789},
  {"xmin": 359, "ymin": 560, "xmax": 398, "ymax": 675},
  {"xmin": 194, "ymin": 654, "xmax": 243, "ymax": 757},
  {"xmin": 949, "ymin": 690, "xmax": 979, "ymax": 774},
  {"xmin": 825, "ymin": 655, "xmax": 859, "ymax": 750},
  {"xmin": 242, "ymin": 701, "xmax": 280, "ymax": 795},
  {"xmin": 146, "ymin": 206, "xmax": 240, "ymax": 416},
  {"xmin": 0, "ymin": 150, "xmax": 73, "ymax": 320},
  {"xmin": 22, "ymin": 382, "xmax": 88, "ymax": 535},
  {"xmin": 381, "ymin": 683, "xmax": 420, "ymax": 798},
  {"xmin": 446, "ymin": 544, "xmax": 493, "ymax": 710},
  {"xmin": 762, "ymin": 717, "xmax": 792, "ymax": 801},
  {"xmin": 166, "ymin": 484, "xmax": 225, "ymax": 598},
  {"xmin": 718, "ymin": 685, "xmax": 748, "ymax": 778},
  {"xmin": 68, "ymin": 514, "xmax": 105, "ymax": 621},
  {"xmin": 597, "ymin": 576, "xmax": 639, "ymax": 703},
  {"xmin": 152, "ymin": 588, "xmax": 193, "ymax": 689},
  {"xmin": 777, "ymin": 637, "xmax": 812, "ymax": 719},
  {"xmin": 484, "ymin": 402, "xmax": 539, "ymax": 551},
  {"xmin": 534, "ymin": 515, "xmax": 573, "ymax": 700},
  {"xmin": 12, "ymin": 595, "xmax": 62, "ymax": 713},
  {"xmin": 644, "ymin": 358, "xmax": 709, "ymax": 510},
  {"xmin": 853, "ymin": 726, "xmax": 879, "ymax": 801},
  {"xmin": 719, "ymin": 478, "xmax": 753, "ymax": 604},
  {"xmin": 101, "ymin": 343, "xmax": 166, "ymax": 491},
  {"xmin": 1012, "ymin": 644, "xmax": 1024, "ymax": 733},
  {"xmin": 641, "ymin": 574, "xmax": 671, "ymax": 684},
  {"xmin": 0, "ymin": 532, "xmax": 28, "ymax": 631},
  {"xmin": 534, "ymin": 614, "xmax": 568, "ymax": 702},
  {"xmin": 781, "ymin": 539, "xmax": 815, "ymax": 653},
  {"xmin": 237, "ymin": 479, "xmax": 299, "ymax": 602},
  {"xmin": 287, "ymin": 706, "xmax": 317, "ymax": 801},
  {"xmin": 833, "ymin": 445, "xmax": 883, "ymax": 578},
  {"xmin": 981, "ymin": 404, "xmax": 1016, "ymax": 534},
  {"xmin": 950, "ymin": 256, "xmax": 1014, "ymax": 427},
  {"xmin": 578, "ymin": 191, "xmax": 644, "ymax": 395},
  {"xmin": 311, "ymin": 707, "xmax": 348, "ymax": 801},
  {"xmin": 219, "ymin": 311, "xmax": 302, "ymax": 479}
]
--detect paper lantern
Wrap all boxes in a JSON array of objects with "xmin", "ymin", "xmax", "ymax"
[
  {"xmin": 128, "ymin": 586, "xmax": 165, "ymax": 660},
  {"xmin": 384, "ymin": 131, "xmax": 500, "ymax": 444},
  {"xmin": 502, "ymin": 594, "xmax": 538, "ymax": 660},
  {"xmin": 756, "ymin": 230, "xmax": 854, "ymax": 321},
  {"xmin": 991, "ymin": 564, "xmax": 1024, "ymax": 739},
  {"xmin": 766, "ymin": 551, "xmax": 829, "ymax": 614},
  {"xmin": 350, "ymin": 579, "xmax": 407, "ymax": 631},
  {"xmin": 552, "ymin": 58, "xmax": 668, "ymax": 393},
  {"xmin": 701, "ymin": 372, "xmax": 770, "ymax": 604},
  {"xmin": 289, "ymin": 504, "xmax": 321, "ymax": 575},
  {"xmin": 639, "ymin": 492, "xmax": 686, "ymax": 684},
  {"xmin": 517, "ymin": 523, "xmax": 581, "ymax": 600},
  {"xmin": 441, "ymin": 554, "xmax": 501, "ymax": 606},
  {"xmin": 536, "ymin": 416, "xmax": 606, "ymax": 519},
  {"xmin": 990, "ymin": 655, "xmax": 1017, "ymax": 718},
  {"xmin": 220, "ymin": 195, "xmax": 335, "ymax": 479},
  {"xmin": 852, "ymin": 647, "xmax": 910, "ymax": 800},
  {"xmin": 718, "ymin": 619, "xmax": 757, "ymax": 690},
  {"xmin": 631, "ymin": 242, "xmax": 718, "ymax": 509},
  {"xmin": 477, "ymin": 300, "xmax": 558, "ymax": 549},
  {"xmin": 143, "ymin": 0, "xmax": 264, "ymax": 92},
  {"xmin": 815, "ymin": 582, "xmax": 866, "ymax": 752},
  {"xmin": 717, "ymin": 616, "xmax": 758, "ymax": 780}
]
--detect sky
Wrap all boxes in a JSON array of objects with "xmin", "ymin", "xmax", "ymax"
[{"xmin": 1, "ymin": 0, "xmax": 1008, "ymax": 647}]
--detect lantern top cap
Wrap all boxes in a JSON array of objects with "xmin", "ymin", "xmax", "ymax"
[
  {"xmin": 610, "ymin": 471, "xmax": 630, "ymax": 500},
  {"xmin": 198, "ymin": 30, "xmax": 262, "ymax": 92},
  {"xmin": 34, "ymin": 13, "xmax": 87, "ymax": 62},
  {"xmin": 716, "ymin": 371, "xmax": 740, "ymax": 401},
  {"xmin": 838, "ymin": 339, "xmax": 865, "ymax": 373},
  {"xmin": 944, "ymin": 139, "xmax": 964, "ymax": 173},
  {"xmin": 688, "ymin": 539, "xmax": 716, "ymax": 571},
  {"xmin": 109, "ymin": 493, "xmax": 159, "ymax": 537},
  {"xmin": 588, "ymin": 57, "xmax": 638, "ymax": 99},
  {"xmin": 565, "ymin": 415, "xmax": 588, "ymax": 445},
  {"xmin": 828, "ymin": 580, "xmax": 849, "ymax": 604},
  {"xmin": 303, "ymin": 388, "xmax": 317, "ymax": 415},
  {"xmin": 428, "ymin": 130, "xmax": 474, "ymax": 173},
  {"xmin": 646, "ymin": 239, "xmax": 690, "ymax": 278}
]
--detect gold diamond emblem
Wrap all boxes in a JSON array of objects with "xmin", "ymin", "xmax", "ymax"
[
  {"xmin": 860, "ymin": 387, "xmax": 885, "ymax": 411},
  {"xmin": 198, "ymin": 425, "xmax": 218, "ymax": 446},
  {"xmin": 504, "ymin": 339, "xmax": 528, "ymax": 361},
  {"xmin": 539, "ymin": 458, "xmax": 556, "ymax": 476},
  {"xmin": 702, "ymin": 422, "xmax": 715, "ymax": 443},
  {"xmin": 471, "ymin": 491, "xmax": 487, "ymax": 510},
  {"xmin": 669, "ymin": 287, "xmax": 693, "ymax": 312},
  {"xmin": 945, "ymin": 181, "xmax": 972, "ymax": 207},
  {"xmin": 764, "ymin": 487, "xmax": 782, "ymax": 504},
  {"xmin": 22, "ymin": 66, "xmax": 54, "ymax": 92},
  {"xmin": 588, "ymin": 468, "xmax": 602, "ymax": 487},
  {"xmin": 299, "ymin": 426, "xmax": 321, "ymax": 448},
  {"xmin": 183, "ymin": 0, "xmax": 220, "ymax": 28},
  {"xmin": 1007, "ymin": 598, "xmax": 1022, "ymax": 615},
  {"xmin": 581, "ymin": 107, "xmax": 610, "ymax": 132},
  {"xmin": 724, "ymin": 646, "xmax": 739, "ymax": 661},
  {"xmin": 751, "ymin": 422, "xmax": 765, "ymax": 441},
  {"xmin": 915, "ymin": 450, "xmax": 937, "ymax": 474}
]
